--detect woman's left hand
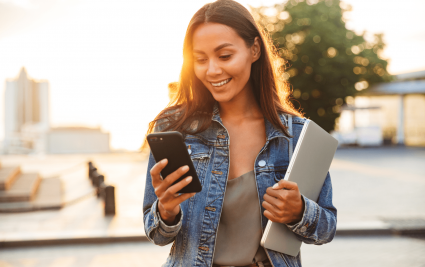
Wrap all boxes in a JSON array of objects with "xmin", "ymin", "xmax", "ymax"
[{"xmin": 262, "ymin": 180, "xmax": 305, "ymax": 225}]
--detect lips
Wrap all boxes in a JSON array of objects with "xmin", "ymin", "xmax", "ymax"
[{"xmin": 210, "ymin": 78, "xmax": 232, "ymax": 87}]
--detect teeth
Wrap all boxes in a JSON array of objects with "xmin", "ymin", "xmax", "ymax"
[{"xmin": 211, "ymin": 78, "xmax": 231, "ymax": 87}]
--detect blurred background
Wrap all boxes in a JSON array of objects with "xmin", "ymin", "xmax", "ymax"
[{"xmin": 0, "ymin": 0, "xmax": 424, "ymax": 266}]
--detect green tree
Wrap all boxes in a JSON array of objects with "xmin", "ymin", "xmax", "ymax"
[{"xmin": 252, "ymin": 0, "xmax": 391, "ymax": 132}]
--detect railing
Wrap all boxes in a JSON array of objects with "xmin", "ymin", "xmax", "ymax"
[{"xmin": 88, "ymin": 161, "xmax": 115, "ymax": 216}]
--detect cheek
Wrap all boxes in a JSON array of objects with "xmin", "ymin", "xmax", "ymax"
[
  {"xmin": 227, "ymin": 56, "xmax": 252, "ymax": 81},
  {"xmin": 193, "ymin": 65, "xmax": 204, "ymax": 81},
  {"xmin": 193, "ymin": 65, "xmax": 212, "ymax": 92}
]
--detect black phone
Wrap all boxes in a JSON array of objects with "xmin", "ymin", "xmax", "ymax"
[{"xmin": 147, "ymin": 131, "xmax": 202, "ymax": 193}]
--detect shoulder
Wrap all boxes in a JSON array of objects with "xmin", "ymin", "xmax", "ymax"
[
  {"xmin": 292, "ymin": 116, "xmax": 307, "ymax": 125},
  {"xmin": 277, "ymin": 112, "xmax": 309, "ymax": 144},
  {"xmin": 154, "ymin": 106, "xmax": 207, "ymax": 134},
  {"xmin": 278, "ymin": 112, "xmax": 308, "ymax": 127},
  {"xmin": 153, "ymin": 107, "xmax": 183, "ymax": 133}
]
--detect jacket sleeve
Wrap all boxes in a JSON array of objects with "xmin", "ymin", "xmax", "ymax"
[
  {"xmin": 286, "ymin": 171, "xmax": 337, "ymax": 245},
  {"xmin": 143, "ymin": 151, "xmax": 183, "ymax": 246},
  {"xmin": 142, "ymin": 119, "xmax": 183, "ymax": 246}
]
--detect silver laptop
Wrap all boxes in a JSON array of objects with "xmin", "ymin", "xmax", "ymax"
[{"xmin": 260, "ymin": 119, "xmax": 338, "ymax": 256}]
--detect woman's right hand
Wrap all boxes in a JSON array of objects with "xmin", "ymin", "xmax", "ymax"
[{"xmin": 150, "ymin": 158, "xmax": 196, "ymax": 225}]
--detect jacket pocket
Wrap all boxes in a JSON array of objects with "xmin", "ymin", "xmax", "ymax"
[
  {"xmin": 190, "ymin": 153, "xmax": 210, "ymax": 185},
  {"xmin": 185, "ymin": 135, "xmax": 211, "ymax": 185}
]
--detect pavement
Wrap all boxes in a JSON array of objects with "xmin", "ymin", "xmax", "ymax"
[
  {"xmin": 0, "ymin": 147, "xmax": 424, "ymax": 262},
  {"xmin": 1, "ymin": 236, "xmax": 425, "ymax": 267},
  {"xmin": 329, "ymin": 146, "xmax": 425, "ymax": 237},
  {"xmin": 0, "ymin": 153, "xmax": 148, "ymax": 247}
]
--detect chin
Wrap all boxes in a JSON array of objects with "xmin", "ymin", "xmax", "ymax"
[{"xmin": 210, "ymin": 91, "xmax": 234, "ymax": 103}]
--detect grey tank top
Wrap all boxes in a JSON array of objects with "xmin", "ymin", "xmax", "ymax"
[{"xmin": 213, "ymin": 170, "xmax": 268, "ymax": 266}]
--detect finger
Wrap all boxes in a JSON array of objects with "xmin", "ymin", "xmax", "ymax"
[
  {"xmin": 272, "ymin": 179, "xmax": 298, "ymax": 190},
  {"xmin": 159, "ymin": 165, "xmax": 190, "ymax": 191},
  {"xmin": 262, "ymin": 200, "xmax": 281, "ymax": 217},
  {"xmin": 160, "ymin": 176, "xmax": 192, "ymax": 204},
  {"xmin": 263, "ymin": 193, "xmax": 283, "ymax": 209},
  {"xmin": 263, "ymin": 210, "xmax": 283, "ymax": 223},
  {"xmin": 266, "ymin": 186, "xmax": 286, "ymax": 199},
  {"xmin": 166, "ymin": 176, "xmax": 193, "ymax": 195},
  {"xmin": 169, "ymin": 192, "xmax": 196, "ymax": 207},
  {"xmin": 151, "ymin": 159, "xmax": 168, "ymax": 188}
]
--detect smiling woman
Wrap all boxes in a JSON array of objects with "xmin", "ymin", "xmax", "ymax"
[
  {"xmin": 146, "ymin": 0, "xmax": 302, "ymax": 135},
  {"xmin": 143, "ymin": 0, "xmax": 337, "ymax": 267}
]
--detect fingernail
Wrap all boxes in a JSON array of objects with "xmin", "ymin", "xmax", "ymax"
[
  {"xmin": 272, "ymin": 183, "xmax": 278, "ymax": 189},
  {"xmin": 186, "ymin": 176, "xmax": 192, "ymax": 182},
  {"xmin": 161, "ymin": 158, "xmax": 167, "ymax": 164},
  {"xmin": 182, "ymin": 165, "xmax": 189, "ymax": 171}
]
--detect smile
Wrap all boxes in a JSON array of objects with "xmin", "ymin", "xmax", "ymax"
[{"xmin": 210, "ymin": 78, "xmax": 232, "ymax": 87}]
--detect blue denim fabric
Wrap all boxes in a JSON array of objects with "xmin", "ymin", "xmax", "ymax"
[{"xmin": 143, "ymin": 105, "xmax": 337, "ymax": 267}]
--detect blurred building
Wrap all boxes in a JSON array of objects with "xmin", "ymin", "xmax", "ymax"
[
  {"xmin": 4, "ymin": 67, "xmax": 50, "ymax": 153},
  {"xmin": 3, "ymin": 68, "xmax": 110, "ymax": 154},
  {"xmin": 46, "ymin": 126, "xmax": 110, "ymax": 154},
  {"xmin": 334, "ymin": 70, "xmax": 425, "ymax": 146}
]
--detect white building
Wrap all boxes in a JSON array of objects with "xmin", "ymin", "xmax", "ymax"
[
  {"xmin": 4, "ymin": 68, "xmax": 50, "ymax": 153},
  {"xmin": 46, "ymin": 127, "xmax": 110, "ymax": 154},
  {"xmin": 334, "ymin": 70, "xmax": 425, "ymax": 147},
  {"xmin": 356, "ymin": 71, "xmax": 425, "ymax": 146},
  {"xmin": 3, "ymin": 68, "xmax": 110, "ymax": 154}
]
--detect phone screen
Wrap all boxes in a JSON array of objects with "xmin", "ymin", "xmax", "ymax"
[{"xmin": 147, "ymin": 131, "xmax": 202, "ymax": 193}]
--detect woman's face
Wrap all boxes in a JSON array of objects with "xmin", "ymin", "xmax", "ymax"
[{"xmin": 192, "ymin": 22, "xmax": 260, "ymax": 103}]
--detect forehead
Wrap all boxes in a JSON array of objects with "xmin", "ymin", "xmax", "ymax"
[{"xmin": 192, "ymin": 22, "xmax": 246, "ymax": 51}]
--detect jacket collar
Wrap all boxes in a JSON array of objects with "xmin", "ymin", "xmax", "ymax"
[{"xmin": 212, "ymin": 102, "xmax": 289, "ymax": 141}]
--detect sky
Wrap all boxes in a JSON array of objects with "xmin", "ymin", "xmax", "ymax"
[{"xmin": 0, "ymin": 0, "xmax": 424, "ymax": 151}]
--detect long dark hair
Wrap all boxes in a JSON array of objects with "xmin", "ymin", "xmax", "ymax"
[{"xmin": 147, "ymin": 0, "xmax": 302, "ymax": 138}]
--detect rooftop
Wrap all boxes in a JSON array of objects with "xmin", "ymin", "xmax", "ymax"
[
  {"xmin": 50, "ymin": 126, "xmax": 103, "ymax": 132},
  {"xmin": 361, "ymin": 80, "xmax": 425, "ymax": 96},
  {"xmin": 395, "ymin": 70, "xmax": 425, "ymax": 81}
]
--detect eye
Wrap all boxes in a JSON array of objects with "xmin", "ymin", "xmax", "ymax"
[
  {"xmin": 220, "ymin": 54, "xmax": 232, "ymax": 60},
  {"xmin": 195, "ymin": 58, "xmax": 207, "ymax": 64}
]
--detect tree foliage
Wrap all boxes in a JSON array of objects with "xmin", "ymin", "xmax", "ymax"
[{"xmin": 251, "ymin": 0, "xmax": 391, "ymax": 132}]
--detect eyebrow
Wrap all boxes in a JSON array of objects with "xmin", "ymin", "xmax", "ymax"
[{"xmin": 193, "ymin": 43, "xmax": 234, "ymax": 54}]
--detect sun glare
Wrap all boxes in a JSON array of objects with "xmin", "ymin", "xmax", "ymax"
[
  {"xmin": 0, "ymin": 0, "xmax": 424, "ymax": 151},
  {"xmin": 0, "ymin": 0, "xmax": 210, "ymax": 150}
]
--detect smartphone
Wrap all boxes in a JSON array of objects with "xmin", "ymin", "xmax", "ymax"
[{"xmin": 147, "ymin": 131, "xmax": 202, "ymax": 193}]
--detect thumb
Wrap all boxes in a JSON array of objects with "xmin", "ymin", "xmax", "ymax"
[{"xmin": 272, "ymin": 179, "xmax": 298, "ymax": 190}]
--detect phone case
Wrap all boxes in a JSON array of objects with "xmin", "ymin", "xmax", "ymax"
[{"xmin": 147, "ymin": 131, "xmax": 202, "ymax": 193}]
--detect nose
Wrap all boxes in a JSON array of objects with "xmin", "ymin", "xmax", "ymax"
[{"xmin": 206, "ymin": 59, "xmax": 222, "ymax": 77}]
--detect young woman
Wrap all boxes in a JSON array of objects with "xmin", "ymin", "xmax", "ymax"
[{"xmin": 143, "ymin": 0, "xmax": 337, "ymax": 266}]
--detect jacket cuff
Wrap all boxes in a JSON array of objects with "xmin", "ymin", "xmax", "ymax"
[
  {"xmin": 286, "ymin": 195, "xmax": 319, "ymax": 236},
  {"xmin": 154, "ymin": 200, "xmax": 183, "ymax": 237}
]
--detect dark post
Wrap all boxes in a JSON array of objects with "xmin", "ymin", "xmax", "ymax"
[
  {"xmin": 91, "ymin": 171, "xmax": 103, "ymax": 187},
  {"xmin": 97, "ymin": 176, "xmax": 105, "ymax": 198},
  {"xmin": 88, "ymin": 162, "xmax": 97, "ymax": 182},
  {"xmin": 104, "ymin": 185, "xmax": 116, "ymax": 216}
]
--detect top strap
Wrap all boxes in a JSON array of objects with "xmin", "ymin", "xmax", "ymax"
[{"xmin": 287, "ymin": 114, "xmax": 293, "ymax": 161}]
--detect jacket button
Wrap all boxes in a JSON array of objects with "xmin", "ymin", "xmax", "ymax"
[
  {"xmin": 258, "ymin": 160, "xmax": 266, "ymax": 167},
  {"xmin": 300, "ymin": 226, "xmax": 307, "ymax": 232}
]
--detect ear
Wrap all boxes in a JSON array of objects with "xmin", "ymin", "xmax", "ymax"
[{"xmin": 251, "ymin": 37, "xmax": 261, "ymax": 63}]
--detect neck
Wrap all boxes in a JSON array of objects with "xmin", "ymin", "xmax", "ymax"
[{"xmin": 218, "ymin": 82, "xmax": 262, "ymax": 122}]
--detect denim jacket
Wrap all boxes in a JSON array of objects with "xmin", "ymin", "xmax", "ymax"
[{"xmin": 143, "ymin": 105, "xmax": 337, "ymax": 267}]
